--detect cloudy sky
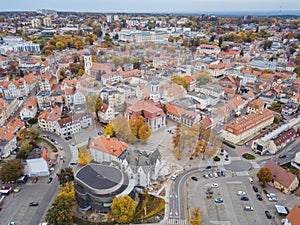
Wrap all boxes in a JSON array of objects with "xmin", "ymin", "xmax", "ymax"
[{"xmin": 2, "ymin": 0, "xmax": 300, "ymax": 13}]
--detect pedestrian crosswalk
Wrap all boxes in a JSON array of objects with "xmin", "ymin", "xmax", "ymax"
[{"xmin": 167, "ymin": 219, "xmax": 187, "ymax": 225}]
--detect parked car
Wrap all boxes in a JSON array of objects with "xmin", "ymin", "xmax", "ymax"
[
  {"xmin": 29, "ymin": 202, "xmax": 39, "ymax": 206},
  {"xmin": 65, "ymin": 137, "xmax": 69, "ymax": 141},
  {"xmin": 265, "ymin": 210, "xmax": 272, "ymax": 219},
  {"xmin": 266, "ymin": 193, "xmax": 276, "ymax": 198},
  {"xmin": 191, "ymin": 176, "xmax": 198, "ymax": 181},
  {"xmin": 268, "ymin": 197, "xmax": 278, "ymax": 202},
  {"xmin": 244, "ymin": 206, "xmax": 254, "ymax": 211},
  {"xmin": 256, "ymin": 194, "xmax": 262, "ymax": 201},
  {"xmin": 237, "ymin": 191, "xmax": 246, "ymax": 196},
  {"xmin": 252, "ymin": 186, "xmax": 259, "ymax": 192},
  {"xmin": 203, "ymin": 174, "xmax": 209, "ymax": 179},
  {"xmin": 67, "ymin": 136, "xmax": 73, "ymax": 140},
  {"xmin": 279, "ymin": 154, "xmax": 287, "ymax": 158},
  {"xmin": 240, "ymin": 196, "xmax": 249, "ymax": 201},
  {"xmin": 47, "ymin": 177, "xmax": 53, "ymax": 183},
  {"xmin": 206, "ymin": 166, "xmax": 212, "ymax": 170},
  {"xmin": 32, "ymin": 177, "xmax": 38, "ymax": 183},
  {"xmin": 8, "ymin": 222, "xmax": 16, "ymax": 225},
  {"xmin": 211, "ymin": 183, "xmax": 219, "ymax": 188},
  {"xmin": 248, "ymin": 177, "xmax": 254, "ymax": 183},
  {"xmin": 214, "ymin": 198, "xmax": 223, "ymax": 203}
]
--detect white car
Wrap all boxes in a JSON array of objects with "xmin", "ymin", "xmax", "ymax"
[
  {"xmin": 244, "ymin": 206, "xmax": 254, "ymax": 211},
  {"xmin": 171, "ymin": 173, "xmax": 178, "ymax": 180},
  {"xmin": 237, "ymin": 191, "xmax": 246, "ymax": 196},
  {"xmin": 268, "ymin": 197, "xmax": 278, "ymax": 202},
  {"xmin": 248, "ymin": 177, "xmax": 253, "ymax": 183},
  {"xmin": 211, "ymin": 183, "xmax": 219, "ymax": 188},
  {"xmin": 266, "ymin": 193, "xmax": 276, "ymax": 198}
]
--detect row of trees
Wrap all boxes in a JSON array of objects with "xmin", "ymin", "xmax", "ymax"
[{"xmin": 172, "ymin": 124, "xmax": 220, "ymax": 160}]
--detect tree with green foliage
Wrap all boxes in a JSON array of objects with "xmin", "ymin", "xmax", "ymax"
[
  {"xmin": 257, "ymin": 167, "xmax": 272, "ymax": 186},
  {"xmin": 85, "ymin": 95, "xmax": 103, "ymax": 121},
  {"xmin": 57, "ymin": 167, "xmax": 74, "ymax": 186},
  {"xmin": 0, "ymin": 159, "xmax": 24, "ymax": 182},
  {"xmin": 111, "ymin": 195, "xmax": 137, "ymax": 224},
  {"xmin": 29, "ymin": 127, "xmax": 39, "ymax": 140},
  {"xmin": 46, "ymin": 182, "xmax": 75, "ymax": 225},
  {"xmin": 18, "ymin": 128, "xmax": 28, "ymax": 140},
  {"xmin": 270, "ymin": 102, "xmax": 282, "ymax": 111},
  {"xmin": 17, "ymin": 140, "xmax": 33, "ymax": 159},
  {"xmin": 197, "ymin": 70, "xmax": 212, "ymax": 85}
]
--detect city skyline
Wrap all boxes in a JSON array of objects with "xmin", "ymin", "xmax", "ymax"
[{"xmin": 2, "ymin": 0, "xmax": 300, "ymax": 14}]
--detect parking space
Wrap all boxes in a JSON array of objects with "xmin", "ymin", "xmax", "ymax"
[
  {"xmin": 226, "ymin": 182, "xmax": 259, "ymax": 225},
  {"xmin": 203, "ymin": 183, "xmax": 228, "ymax": 222}
]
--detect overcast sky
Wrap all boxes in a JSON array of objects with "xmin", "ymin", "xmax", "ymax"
[{"xmin": 2, "ymin": 0, "xmax": 300, "ymax": 13}]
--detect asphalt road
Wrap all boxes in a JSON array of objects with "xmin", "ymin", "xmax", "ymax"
[{"xmin": 0, "ymin": 130, "xmax": 72, "ymax": 225}]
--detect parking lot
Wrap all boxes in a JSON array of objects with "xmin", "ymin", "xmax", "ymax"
[{"xmin": 186, "ymin": 171, "xmax": 273, "ymax": 225}]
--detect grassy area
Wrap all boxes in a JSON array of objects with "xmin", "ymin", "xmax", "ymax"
[
  {"xmin": 36, "ymin": 137, "xmax": 57, "ymax": 152},
  {"xmin": 242, "ymin": 153, "xmax": 256, "ymax": 160},
  {"xmin": 282, "ymin": 163, "xmax": 298, "ymax": 174}
]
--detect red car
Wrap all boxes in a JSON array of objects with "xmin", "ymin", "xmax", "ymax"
[{"xmin": 32, "ymin": 178, "xmax": 38, "ymax": 183}]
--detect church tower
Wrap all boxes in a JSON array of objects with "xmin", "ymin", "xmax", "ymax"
[
  {"xmin": 150, "ymin": 76, "xmax": 160, "ymax": 102},
  {"xmin": 84, "ymin": 49, "xmax": 92, "ymax": 76}
]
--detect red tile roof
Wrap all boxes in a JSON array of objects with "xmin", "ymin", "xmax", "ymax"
[
  {"xmin": 224, "ymin": 109, "xmax": 274, "ymax": 135},
  {"xmin": 90, "ymin": 135, "xmax": 128, "ymax": 157},
  {"xmin": 264, "ymin": 160, "xmax": 298, "ymax": 189},
  {"xmin": 286, "ymin": 206, "xmax": 300, "ymax": 225}
]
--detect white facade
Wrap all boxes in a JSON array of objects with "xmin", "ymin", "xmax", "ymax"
[{"xmin": 0, "ymin": 136, "xmax": 17, "ymax": 158}]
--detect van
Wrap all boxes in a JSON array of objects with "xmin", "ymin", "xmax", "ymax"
[{"xmin": 244, "ymin": 206, "xmax": 254, "ymax": 211}]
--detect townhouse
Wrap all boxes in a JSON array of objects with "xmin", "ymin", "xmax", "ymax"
[
  {"xmin": 38, "ymin": 106, "xmax": 61, "ymax": 133},
  {"xmin": 20, "ymin": 97, "xmax": 38, "ymax": 120},
  {"xmin": 56, "ymin": 113, "xmax": 92, "ymax": 136},
  {"xmin": 165, "ymin": 102, "xmax": 201, "ymax": 127},
  {"xmin": 0, "ymin": 117, "xmax": 25, "ymax": 158}
]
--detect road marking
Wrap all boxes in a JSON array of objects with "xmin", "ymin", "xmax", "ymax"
[
  {"xmin": 226, "ymin": 181, "xmax": 242, "ymax": 184},
  {"xmin": 210, "ymin": 220, "xmax": 230, "ymax": 225},
  {"xmin": 250, "ymin": 162, "xmax": 261, "ymax": 169},
  {"xmin": 230, "ymin": 157, "xmax": 241, "ymax": 161},
  {"xmin": 235, "ymin": 171, "xmax": 249, "ymax": 176},
  {"xmin": 168, "ymin": 219, "xmax": 187, "ymax": 225}
]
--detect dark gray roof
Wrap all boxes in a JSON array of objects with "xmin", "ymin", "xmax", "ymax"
[{"xmin": 76, "ymin": 164, "xmax": 123, "ymax": 190}]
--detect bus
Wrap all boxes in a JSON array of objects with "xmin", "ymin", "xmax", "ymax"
[{"xmin": 14, "ymin": 175, "xmax": 28, "ymax": 184}]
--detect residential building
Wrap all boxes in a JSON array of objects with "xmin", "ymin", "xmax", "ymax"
[
  {"xmin": 222, "ymin": 108, "xmax": 274, "ymax": 144},
  {"xmin": 0, "ymin": 36, "xmax": 40, "ymax": 54},
  {"xmin": 43, "ymin": 17, "xmax": 52, "ymax": 27},
  {"xmin": 122, "ymin": 149, "xmax": 162, "ymax": 187},
  {"xmin": 20, "ymin": 97, "xmax": 38, "ymax": 120},
  {"xmin": 36, "ymin": 90, "xmax": 51, "ymax": 109},
  {"xmin": 31, "ymin": 18, "xmax": 41, "ymax": 28},
  {"xmin": 89, "ymin": 136, "xmax": 128, "ymax": 164},
  {"xmin": 125, "ymin": 99, "xmax": 166, "ymax": 131},
  {"xmin": 281, "ymin": 102, "xmax": 298, "ymax": 117},
  {"xmin": 0, "ymin": 117, "xmax": 24, "ymax": 158},
  {"xmin": 247, "ymin": 98, "xmax": 265, "ymax": 114},
  {"xmin": 196, "ymin": 44, "xmax": 221, "ymax": 55},
  {"xmin": 0, "ymin": 99, "xmax": 10, "ymax": 126},
  {"xmin": 56, "ymin": 113, "xmax": 92, "ymax": 136},
  {"xmin": 38, "ymin": 106, "xmax": 61, "ymax": 133},
  {"xmin": 264, "ymin": 160, "xmax": 299, "ymax": 194},
  {"xmin": 65, "ymin": 88, "xmax": 86, "ymax": 110},
  {"xmin": 165, "ymin": 102, "xmax": 201, "ymax": 127},
  {"xmin": 39, "ymin": 73, "xmax": 56, "ymax": 91},
  {"xmin": 97, "ymin": 103, "xmax": 115, "ymax": 124}
]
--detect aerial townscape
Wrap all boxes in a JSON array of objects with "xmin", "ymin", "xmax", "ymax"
[{"xmin": 1, "ymin": 1, "xmax": 300, "ymax": 225}]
